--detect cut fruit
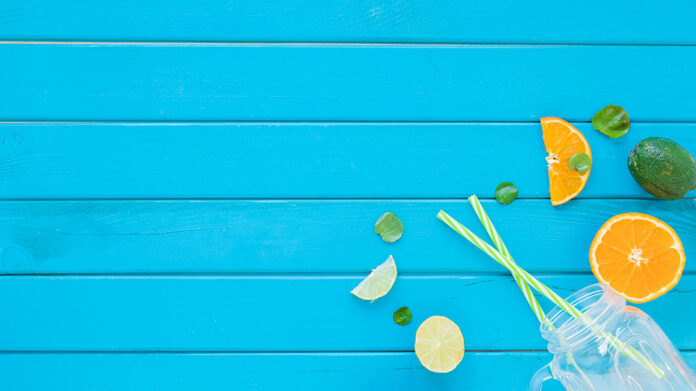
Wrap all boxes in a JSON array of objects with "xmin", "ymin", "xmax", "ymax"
[
  {"xmin": 415, "ymin": 316, "xmax": 465, "ymax": 373},
  {"xmin": 351, "ymin": 255, "xmax": 397, "ymax": 301},
  {"xmin": 541, "ymin": 117, "xmax": 592, "ymax": 206},
  {"xmin": 589, "ymin": 213, "xmax": 685, "ymax": 303}
]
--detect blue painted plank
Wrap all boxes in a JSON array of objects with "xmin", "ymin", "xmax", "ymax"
[
  {"xmin": 1, "ymin": 1, "xmax": 695, "ymax": 44},
  {"xmin": 1, "ymin": 44, "xmax": 694, "ymax": 121},
  {"xmin": 1, "ymin": 200, "xmax": 695, "ymax": 274},
  {"xmin": 0, "ymin": 352, "xmax": 581, "ymax": 390},
  {"xmin": 0, "ymin": 275, "xmax": 693, "ymax": 351},
  {"xmin": 1, "ymin": 122, "xmax": 695, "ymax": 199}
]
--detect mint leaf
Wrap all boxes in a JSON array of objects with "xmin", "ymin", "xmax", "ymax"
[
  {"xmin": 374, "ymin": 212, "xmax": 404, "ymax": 243},
  {"xmin": 495, "ymin": 182, "xmax": 518, "ymax": 205},
  {"xmin": 569, "ymin": 152, "xmax": 591, "ymax": 174},
  {"xmin": 592, "ymin": 105, "xmax": 630, "ymax": 138},
  {"xmin": 393, "ymin": 306, "xmax": 412, "ymax": 325}
]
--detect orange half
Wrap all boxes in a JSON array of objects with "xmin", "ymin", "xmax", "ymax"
[
  {"xmin": 589, "ymin": 213, "xmax": 685, "ymax": 303},
  {"xmin": 541, "ymin": 117, "xmax": 592, "ymax": 206}
]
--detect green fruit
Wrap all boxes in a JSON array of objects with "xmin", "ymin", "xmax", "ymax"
[{"xmin": 628, "ymin": 137, "xmax": 696, "ymax": 200}]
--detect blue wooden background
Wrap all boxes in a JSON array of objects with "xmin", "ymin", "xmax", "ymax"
[{"xmin": 1, "ymin": 1, "xmax": 695, "ymax": 389}]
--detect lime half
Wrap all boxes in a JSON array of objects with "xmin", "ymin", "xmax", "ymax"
[
  {"xmin": 351, "ymin": 255, "xmax": 397, "ymax": 301},
  {"xmin": 415, "ymin": 316, "xmax": 465, "ymax": 373}
]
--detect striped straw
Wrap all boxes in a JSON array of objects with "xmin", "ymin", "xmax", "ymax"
[
  {"xmin": 437, "ymin": 206, "xmax": 664, "ymax": 378},
  {"xmin": 467, "ymin": 195, "xmax": 545, "ymax": 323}
]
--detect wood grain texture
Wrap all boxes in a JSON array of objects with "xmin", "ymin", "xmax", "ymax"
[
  {"xmin": 0, "ymin": 352, "xmax": 609, "ymax": 390},
  {"xmin": 2, "ymin": 122, "xmax": 695, "ymax": 199},
  {"xmin": 1, "ymin": 0, "xmax": 695, "ymax": 44},
  {"xmin": 1, "ymin": 1, "xmax": 695, "ymax": 388},
  {"xmin": 1, "ymin": 275, "xmax": 694, "ymax": 352},
  {"xmin": 1, "ymin": 200, "xmax": 695, "ymax": 274},
  {"xmin": 1, "ymin": 44, "xmax": 694, "ymax": 121},
  {"xmin": 7, "ymin": 352, "xmax": 695, "ymax": 391}
]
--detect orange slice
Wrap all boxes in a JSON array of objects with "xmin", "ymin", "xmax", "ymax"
[
  {"xmin": 589, "ymin": 213, "xmax": 685, "ymax": 303},
  {"xmin": 541, "ymin": 117, "xmax": 592, "ymax": 206}
]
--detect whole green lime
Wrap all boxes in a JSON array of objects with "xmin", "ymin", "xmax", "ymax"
[{"xmin": 628, "ymin": 137, "xmax": 696, "ymax": 200}]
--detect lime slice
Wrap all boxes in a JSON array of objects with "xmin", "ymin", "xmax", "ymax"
[
  {"xmin": 350, "ymin": 255, "xmax": 397, "ymax": 301},
  {"xmin": 415, "ymin": 316, "xmax": 465, "ymax": 373}
]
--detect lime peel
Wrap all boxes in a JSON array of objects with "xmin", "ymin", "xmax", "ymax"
[
  {"xmin": 351, "ymin": 255, "xmax": 397, "ymax": 301},
  {"xmin": 415, "ymin": 315, "xmax": 465, "ymax": 373}
]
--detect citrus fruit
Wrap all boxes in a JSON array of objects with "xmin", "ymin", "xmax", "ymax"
[
  {"xmin": 589, "ymin": 213, "xmax": 685, "ymax": 303},
  {"xmin": 351, "ymin": 255, "xmax": 397, "ymax": 301},
  {"xmin": 415, "ymin": 316, "xmax": 465, "ymax": 373},
  {"xmin": 541, "ymin": 117, "xmax": 592, "ymax": 206}
]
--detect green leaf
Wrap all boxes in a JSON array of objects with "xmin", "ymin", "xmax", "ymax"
[
  {"xmin": 495, "ymin": 182, "xmax": 518, "ymax": 205},
  {"xmin": 374, "ymin": 212, "xmax": 404, "ymax": 243},
  {"xmin": 393, "ymin": 306, "xmax": 412, "ymax": 326},
  {"xmin": 592, "ymin": 104, "xmax": 630, "ymax": 138},
  {"xmin": 569, "ymin": 152, "xmax": 591, "ymax": 174}
]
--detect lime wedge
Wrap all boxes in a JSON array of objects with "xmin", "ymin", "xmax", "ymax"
[
  {"xmin": 415, "ymin": 316, "xmax": 465, "ymax": 373},
  {"xmin": 351, "ymin": 255, "xmax": 397, "ymax": 301}
]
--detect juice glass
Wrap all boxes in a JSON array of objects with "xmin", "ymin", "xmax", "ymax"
[{"xmin": 530, "ymin": 283, "xmax": 696, "ymax": 390}]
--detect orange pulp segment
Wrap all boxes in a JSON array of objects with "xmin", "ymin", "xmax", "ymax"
[
  {"xmin": 589, "ymin": 213, "xmax": 685, "ymax": 303},
  {"xmin": 541, "ymin": 117, "xmax": 592, "ymax": 206}
]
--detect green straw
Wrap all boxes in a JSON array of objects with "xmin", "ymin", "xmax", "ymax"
[
  {"xmin": 467, "ymin": 196, "xmax": 545, "ymax": 323},
  {"xmin": 467, "ymin": 195, "xmax": 604, "ymax": 386},
  {"xmin": 437, "ymin": 203, "xmax": 664, "ymax": 378}
]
